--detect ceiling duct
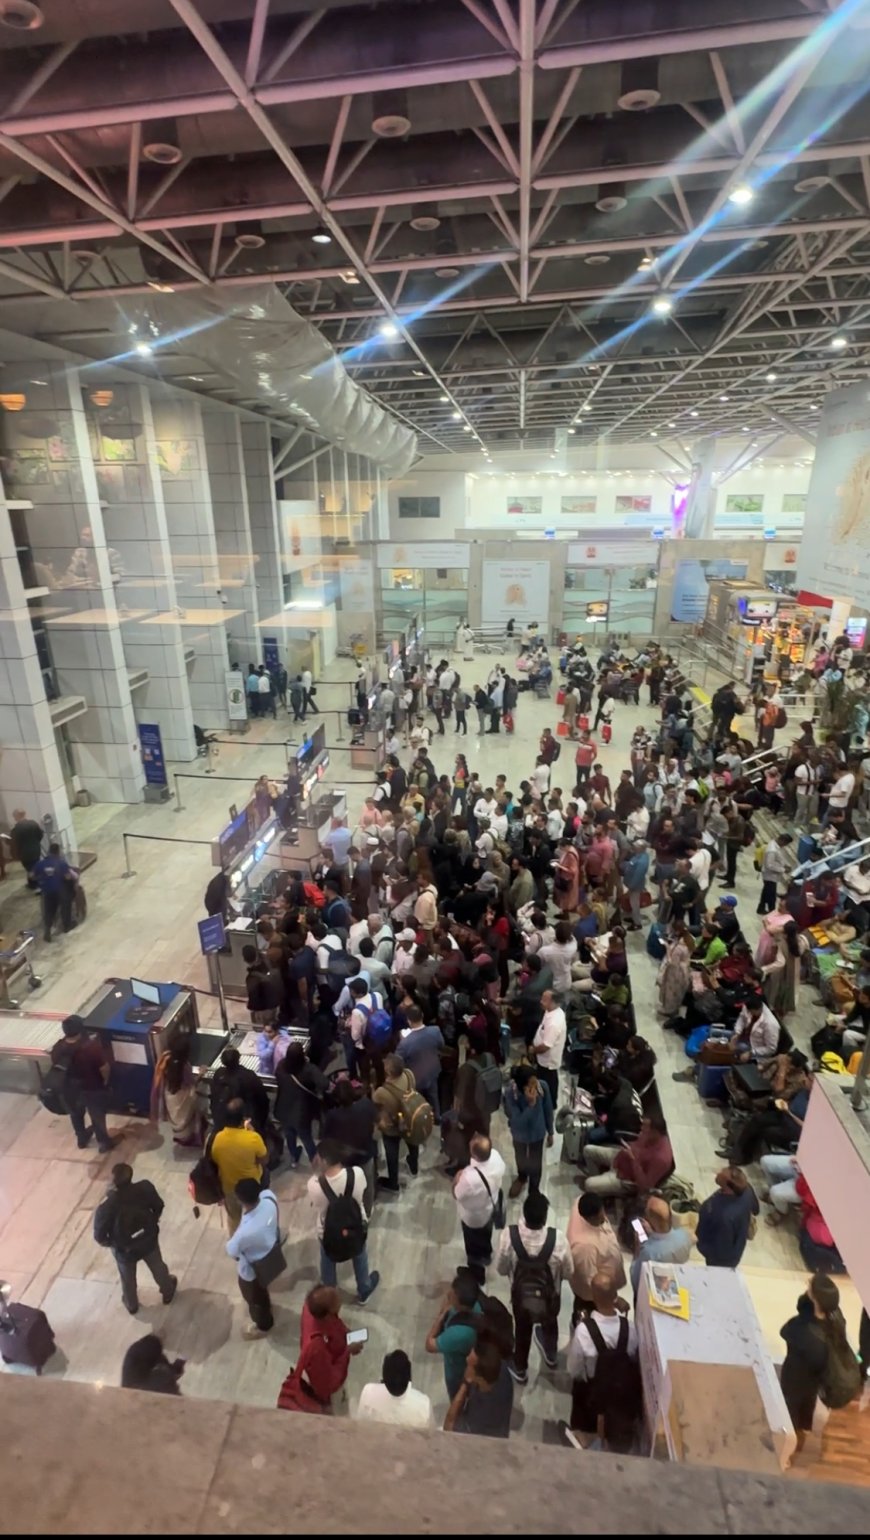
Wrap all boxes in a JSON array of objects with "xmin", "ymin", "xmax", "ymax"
[
  {"xmin": 142, "ymin": 119, "xmax": 182, "ymax": 166},
  {"xmin": 617, "ymin": 59, "xmax": 661, "ymax": 112},
  {"xmin": 371, "ymin": 90, "xmax": 411, "ymax": 139}
]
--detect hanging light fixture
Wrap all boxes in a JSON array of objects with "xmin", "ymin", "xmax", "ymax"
[
  {"xmin": 89, "ymin": 389, "xmax": 114, "ymax": 408},
  {"xmin": 0, "ymin": 391, "xmax": 26, "ymax": 411}
]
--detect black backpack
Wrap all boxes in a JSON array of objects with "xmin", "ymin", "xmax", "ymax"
[
  {"xmin": 509, "ymin": 1225, "xmax": 558, "ymax": 1323},
  {"xmin": 39, "ymin": 1055, "xmax": 73, "ymax": 1116},
  {"xmin": 319, "ymin": 1170, "xmax": 367, "ymax": 1262},
  {"xmin": 506, "ymin": 915, "xmax": 526, "ymax": 963},
  {"xmin": 188, "ymin": 1133, "xmax": 222, "ymax": 1209},
  {"xmin": 584, "ymin": 1314, "xmax": 643, "ymax": 1452},
  {"xmin": 112, "ymin": 1199, "xmax": 160, "ymax": 1261},
  {"xmin": 471, "ymin": 1054, "xmax": 503, "ymax": 1115}
]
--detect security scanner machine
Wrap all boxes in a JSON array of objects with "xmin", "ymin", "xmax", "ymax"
[
  {"xmin": 0, "ymin": 979, "xmax": 199, "ymax": 1115},
  {"xmin": 195, "ymin": 1021, "xmax": 310, "ymax": 1122}
]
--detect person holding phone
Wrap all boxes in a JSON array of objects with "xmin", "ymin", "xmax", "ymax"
[{"xmin": 277, "ymin": 1285, "xmax": 361, "ymax": 1414}]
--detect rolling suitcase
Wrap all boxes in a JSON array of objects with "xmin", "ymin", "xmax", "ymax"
[
  {"xmin": 0, "ymin": 1302, "xmax": 56, "ymax": 1373},
  {"xmin": 697, "ymin": 1062, "xmax": 730, "ymax": 1102},
  {"xmin": 646, "ymin": 921, "xmax": 667, "ymax": 960},
  {"xmin": 560, "ymin": 1115, "xmax": 592, "ymax": 1164}
]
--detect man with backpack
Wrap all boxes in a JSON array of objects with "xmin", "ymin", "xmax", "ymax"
[
  {"xmin": 322, "ymin": 1080, "xmax": 379, "ymax": 1216},
  {"xmin": 396, "ymin": 1005, "xmax": 445, "ymax": 1122},
  {"xmin": 93, "ymin": 1163, "xmax": 177, "ymax": 1315},
  {"xmin": 566, "ymin": 1271, "xmax": 641, "ymax": 1452},
  {"xmin": 209, "ymin": 1046, "xmax": 269, "ymax": 1136},
  {"xmin": 45, "ymin": 1014, "xmax": 116, "ymax": 1154},
  {"xmin": 373, "ymin": 1053, "xmax": 433, "ymax": 1192},
  {"xmin": 307, "ymin": 1139, "xmax": 380, "ymax": 1304},
  {"xmin": 497, "ymin": 1190, "xmax": 571, "ymax": 1385}
]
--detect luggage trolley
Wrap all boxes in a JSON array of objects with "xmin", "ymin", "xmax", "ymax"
[{"xmin": 0, "ymin": 931, "xmax": 42, "ymax": 1008}]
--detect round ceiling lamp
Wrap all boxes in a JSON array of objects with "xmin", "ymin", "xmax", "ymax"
[
  {"xmin": 584, "ymin": 253, "xmax": 610, "ymax": 266},
  {"xmin": 0, "ymin": 1, "xmax": 44, "ymax": 30},
  {"xmin": 371, "ymin": 90, "xmax": 411, "ymax": 139},
  {"xmin": 234, "ymin": 221, "xmax": 265, "ymax": 250},
  {"xmin": 794, "ymin": 175, "xmax": 828, "ymax": 193},
  {"xmin": 0, "ymin": 391, "xmax": 26, "ymax": 410},
  {"xmin": 595, "ymin": 182, "xmax": 627, "ymax": 213},
  {"xmin": 617, "ymin": 58, "xmax": 660, "ymax": 111},
  {"xmin": 409, "ymin": 204, "xmax": 441, "ymax": 232},
  {"xmin": 435, "ymin": 265, "xmax": 460, "ymax": 278},
  {"xmin": 142, "ymin": 119, "xmax": 182, "ymax": 166},
  {"xmin": 89, "ymin": 389, "xmax": 114, "ymax": 408}
]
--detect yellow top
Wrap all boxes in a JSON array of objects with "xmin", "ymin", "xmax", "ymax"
[{"xmin": 211, "ymin": 1127, "xmax": 267, "ymax": 1195}]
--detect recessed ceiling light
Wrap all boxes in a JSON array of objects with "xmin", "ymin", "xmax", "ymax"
[
  {"xmin": 638, "ymin": 256, "xmax": 653, "ymax": 271},
  {"xmin": 689, "ymin": 410, "xmax": 699, "ymax": 417},
  {"xmin": 766, "ymin": 372, "xmax": 777, "ymax": 382},
  {"xmin": 830, "ymin": 334, "xmax": 848, "ymax": 350},
  {"xmin": 584, "ymin": 254, "xmax": 610, "ymax": 266},
  {"xmin": 311, "ymin": 229, "xmax": 331, "ymax": 245},
  {"xmin": 668, "ymin": 421, "xmax": 676, "ymax": 427},
  {"xmin": 568, "ymin": 427, "xmax": 576, "ymax": 434},
  {"xmin": 582, "ymin": 403, "xmax": 593, "ymax": 412},
  {"xmin": 728, "ymin": 184, "xmax": 754, "ymax": 206},
  {"xmin": 379, "ymin": 321, "xmax": 399, "ymax": 339},
  {"xmin": 341, "ymin": 270, "xmax": 359, "ymax": 285},
  {"xmin": 652, "ymin": 295, "xmax": 672, "ymax": 315},
  {"xmin": 742, "ymin": 426, "xmax": 749, "ymax": 432},
  {"xmin": 0, "ymin": 1, "xmax": 45, "ymax": 32},
  {"xmin": 463, "ymin": 424, "xmax": 472, "ymax": 432},
  {"xmin": 451, "ymin": 410, "xmax": 462, "ymax": 420},
  {"xmin": 719, "ymin": 394, "xmax": 729, "ymax": 401},
  {"xmin": 810, "ymin": 403, "xmax": 819, "ymax": 410},
  {"xmin": 650, "ymin": 430, "xmax": 658, "ymax": 437},
  {"xmin": 412, "ymin": 369, "xmax": 425, "ymax": 377},
  {"xmin": 435, "ymin": 265, "xmax": 460, "ymax": 279},
  {"xmin": 134, "ymin": 341, "xmax": 153, "ymax": 357},
  {"xmin": 794, "ymin": 175, "xmax": 828, "ymax": 193},
  {"xmin": 439, "ymin": 394, "xmax": 449, "ymax": 402}
]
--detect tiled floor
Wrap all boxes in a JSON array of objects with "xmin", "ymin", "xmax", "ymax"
[{"xmin": 0, "ymin": 645, "xmax": 864, "ymax": 1453}]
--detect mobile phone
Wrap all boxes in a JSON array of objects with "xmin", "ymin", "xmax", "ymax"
[
  {"xmin": 347, "ymin": 1327, "xmax": 368, "ymax": 1346},
  {"xmin": 631, "ymin": 1218, "xmax": 647, "ymax": 1242}
]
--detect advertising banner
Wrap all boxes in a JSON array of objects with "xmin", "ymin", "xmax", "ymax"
[
  {"xmin": 338, "ymin": 556, "xmax": 375, "ymax": 612},
  {"xmin": 481, "ymin": 559, "xmax": 550, "ymax": 626},
  {"xmin": 797, "ymin": 383, "xmax": 870, "ymax": 608},
  {"xmin": 138, "ymin": 722, "xmax": 167, "ymax": 786},
  {"xmin": 670, "ymin": 558, "xmax": 748, "ymax": 623},
  {"xmin": 375, "ymin": 541, "xmax": 468, "ymax": 569},
  {"xmin": 226, "ymin": 668, "xmax": 248, "ymax": 721}
]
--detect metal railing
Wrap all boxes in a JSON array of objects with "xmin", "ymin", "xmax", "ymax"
[{"xmin": 121, "ymin": 831, "xmax": 214, "ymax": 879}]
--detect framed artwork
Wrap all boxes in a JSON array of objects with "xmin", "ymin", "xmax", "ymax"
[
  {"xmin": 782, "ymin": 493, "xmax": 806, "ymax": 513},
  {"xmin": 560, "ymin": 495, "xmax": 597, "ymax": 515},
  {"xmin": 157, "ymin": 439, "xmax": 198, "ymax": 477},
  {"xmin": 615, "ymin": 494, "xmax": 652, "ymax": 512},
  {"xmin": 506, "ymin": 496, "xmax": 543, "ymax": 515},
  {"xmin": 101, "ymin": 433, "xmax": 137, "ymax": 463},
  {"xmin": 725, "ymin": 494, "xmax": 764, "ymax": 512}
]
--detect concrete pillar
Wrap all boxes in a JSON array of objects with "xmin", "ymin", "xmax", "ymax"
[
  {"xmin": 0, "ymin": 487, "xmax": 73, "ymax": 847},
  {"xmin": 2, "ymin": 367, "xmax": 145, "ymax": 804},
  {"xmin": 83, "ymin": 380, "xmax": 196, "ymax": 762},
  {"xmin": 202, "ymin": 407, "xmax": 260, "ymax": 667},
  {"xmin": 151, "ymin": 393, "xmax": 230, "ymax": 729},
  {"xmin": 682, "ymin": 438, "xmax": 717, "ymax": 539},
  {"xmin": 241, "ymin": 418, "xmax": 284, "ymax": 628}
]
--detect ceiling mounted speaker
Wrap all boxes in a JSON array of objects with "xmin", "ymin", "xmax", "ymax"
[
  {"xmin": 234, "ymin": 221, "xmax": 266, "ymax": 249},
  {"xmin": 794, "ymin": 175, "xmax": 828, "ymax": 193},
  {"xmin": 143, "ymin": 119, "xmax": 182, "ymax": 165},
  {"xmin": 0, "ymin": 1, "xmax": 44, "ymax": 30},
  {"xmin": 596, "ymin": 182, "xmax": 626, "ymax": 212},
  {"xmin": 371, "ymin": 90, "xmax": 411, "ymax": 139},
  {"xmin": 409, "ymin": 204, "xmax": 441, "ymax": 231},
  {"xmin": 617, "ymin": 59, "xmax": 660, "ymax": 111}
]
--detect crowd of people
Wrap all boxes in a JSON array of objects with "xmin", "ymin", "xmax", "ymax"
[{"xmin": 43, "ymin": 625, "xmax": 869, "ymax": 1452}]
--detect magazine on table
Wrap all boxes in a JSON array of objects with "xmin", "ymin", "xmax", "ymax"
[{"xmin": 648, "ymin": 1264, "xmax": 682, "ymax": 1310}]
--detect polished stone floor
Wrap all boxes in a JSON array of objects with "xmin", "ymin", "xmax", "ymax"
[{"xmin": 0, "ymin": 643, "xmax": 863, "ymax": 1442}]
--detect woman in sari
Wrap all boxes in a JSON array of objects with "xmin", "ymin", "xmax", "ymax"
[
  {"xmin": 553, "ymin": 839, "xmax": 581, "ymax": 916},
  {"xmin": 657, "ymin": 921, "xmax": 693, "ymax": 1018},
  {"xmin": 761, "ymin": 921, "xmax": 808, "ymax": 1017},
  {"xmin": 754, "ymin": 898, "xmax": 792, "ymax": 968},
  {"xmin": 150, "ymin": 1039, "xmax": 202, "ymax": 1147}
]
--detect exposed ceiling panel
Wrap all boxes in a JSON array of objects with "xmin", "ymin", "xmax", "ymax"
[{"xmin": 0, "ymin": 0, "xmax": 866, "ymax": 454}]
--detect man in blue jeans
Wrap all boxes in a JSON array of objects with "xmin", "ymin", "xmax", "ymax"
[
  {"xmin": 307, "ymin": 1141, "xmax": 380, "ymax": 1305},
  {"xmin": 396, "ymin": 1006, "xmax": 444, "ymax": 1122}
]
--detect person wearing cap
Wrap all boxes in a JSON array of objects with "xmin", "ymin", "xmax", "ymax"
[{"xmin": 392, "ymin": 928, "xmax": 418, "ymax": 982}]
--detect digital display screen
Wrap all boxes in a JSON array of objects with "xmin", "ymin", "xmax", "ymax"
[
  {"xmin": 219, "ymin": 806, "xmax": 254, "ymax": 869},
  {"xmin": 586, "ymin": 600, "xmax": 609, "ymax": 621},
  {"xmin": 296, "ymin": 722, "xmax": 326, "ymax": 778},
  {"xmin": 738, "ymin": 596, "xmax": 779, "ymax": 622}
]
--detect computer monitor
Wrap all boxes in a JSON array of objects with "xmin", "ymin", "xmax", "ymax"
[{"xmin": 131, "ymin": 979, "xmax": 161, "ymax": 1006}]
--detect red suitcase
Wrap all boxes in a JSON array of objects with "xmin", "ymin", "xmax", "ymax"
[{"xmin": 0, "ymin": 1303, "xmax": 57, "ymax": 1374}]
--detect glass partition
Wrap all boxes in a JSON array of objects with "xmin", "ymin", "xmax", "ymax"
[{"xmin": 563, "ymin": 561, "xmax": 658, "ymax": 638}]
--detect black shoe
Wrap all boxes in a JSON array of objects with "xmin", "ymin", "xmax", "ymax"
[
  {"xmin": 97, "ymin": 1135, "xmax": 120, "ymax": 1154},
  {"xmin": 124, "ymin": 1300, "xmax": 139, "ymax": 1316},
  {"xmin": 377, "ymin": 1177, "xmax": 401, "ymax": 1193},
  {"xmin": 76, "ymin": 1129, "xmax": 95, "ymax": 1149},
  {"xmin": 162, "ymin": 1276, "xmax": 178, "ymax": 1305}
]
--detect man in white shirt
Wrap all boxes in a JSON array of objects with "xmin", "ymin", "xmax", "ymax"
[
  {"xmin": 347, "ymin": 916, "xmax": 370, "ymax": 955},
  {"xmin": 346, "ymin": 977, "xmax": 383, "ymax": 1050},
  {"xmin": 301, "ymin": 667, "xmax": 314, "ymax": 712},
  {"xmin": 392, "ymin": 928, "xmax": 417, "ymax": 980},
  {"xmin": 474, "ymin": 790, "xmax": 498, "ymax": 823},
  {"xmin": 688, "ymin": 841, "xmax": 711, "ymax": 897},
  {"xmin": 546, "ymin": 804, "xmax": 565, "ymax": 841},
  {"xmin": 626, "ymin": 803, "xmax": 649, "ymax": 841},
  {"xmin": 453, "ymin": 1133, "xmax": 506, "ymax": 1277},
  {"xmin": 531, "ymin": 989, "xmax": 567, "ymax": 1109},
  {"xmin": 475, "ymin": 820, "xmax": 495, "ymax": 859},
  {"xmin": 490, "ymin": 805, "xmax": 509, "ymax": 839},
  {"xmin": 307, "ymin": 1142, "xmax": 379, "ymax": 1303},
  {"xmin": 530, "ymin": 761, "xmax": 551, "ymax": 801},
  {"xmin": 357, "ymin": 1348, "xmax": 434, "ymax": 1430},
  {"xmin": 731, "ymin": 998, "xmax": 780, "ymax": 1061},
  {"xmin": 497, "ymin": 1190, "xmax": 572, "ymax": 1382},
  {"xmin": 439, "ymin": 665, "xmax": 456, "ymax": 695},
  {"xmin": 566, "ymin": 1272, "xmax": 639, "ymax": 1447},
  {"xmin": 825, "ymin": 765, "xmax": 856, "ymax": 823}
]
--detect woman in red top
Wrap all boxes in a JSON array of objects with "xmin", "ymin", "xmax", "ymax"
[
  {"xmin": 480, "ymin": 898, "xmax": 511, "ymax": 994},
  {"xmin": 277, "ymin": 1286, "xmax": 358, "ymax": 1414}
]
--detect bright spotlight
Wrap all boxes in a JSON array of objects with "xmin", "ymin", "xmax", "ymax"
[
  {"xmin": 652, "ymin": 295, "xmax": 672, "ymax": 316},
  {"xmin": 379, "ymin": 321, "xmax": 399, "ymax": 339},
  {"xmin": 728, "ymin": 185, "xmax": 754, "ymax": 207},
  {"xmin": 830, "ymin": 335, "xmax": 848, "ymax": 350},
  {"xmin": 134, "ymin": 341, "xmax": 153, "ymax": 356}
]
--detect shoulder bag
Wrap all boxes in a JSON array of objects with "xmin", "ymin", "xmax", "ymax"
[{"xmin": 251, "ymin": 1193, "xmax": 288, "ymax": 1287}]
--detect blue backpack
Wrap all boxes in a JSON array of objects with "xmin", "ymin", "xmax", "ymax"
[{"xmin": 358, "ymin": 1002, "xmax": 393, "ymax": 1050}]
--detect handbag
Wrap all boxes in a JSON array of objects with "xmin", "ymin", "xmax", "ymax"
[{"xmin": 252, "ymin": 1195, "xmax": 287, "ymax": 1287}]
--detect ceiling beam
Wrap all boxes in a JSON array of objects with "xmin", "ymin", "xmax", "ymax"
[
  {"xmin": 517, "ymin": 0, "xmax": 535, "ymax": 302},
  {"xmin": 538, "ymin": 15, "xmax": 818, "ymax": 68}
]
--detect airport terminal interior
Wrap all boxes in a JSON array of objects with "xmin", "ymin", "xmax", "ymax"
[{"xmin": 2, "ymin": 0, "xmax": 870, "ymax": 1529}]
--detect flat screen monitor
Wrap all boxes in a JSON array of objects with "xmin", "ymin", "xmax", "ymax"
[
  {"xmin": 131, "ymin": 978, "xmax": 161, "ymax": 1006},
  {"xmin": 296, "ymin": 721, "xmax": 326, "ymax": 777}
]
